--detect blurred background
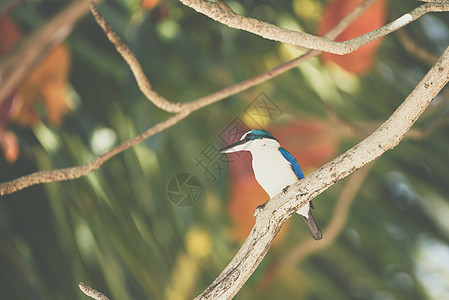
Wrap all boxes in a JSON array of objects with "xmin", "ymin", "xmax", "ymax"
[{"xmin": 1, "ymin": 0, "xmax": 449, "ymax": 299}]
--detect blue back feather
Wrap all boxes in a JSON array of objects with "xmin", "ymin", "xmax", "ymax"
[{"xmin": 278, "ymin": 147, "xmax": 304, "ymax": 180}]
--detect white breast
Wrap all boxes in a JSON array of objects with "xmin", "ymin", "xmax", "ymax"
[
  {"xmin": 246, "ymin": 140, "xmax": 310, "ymax": 217},
  {"xmin": 251, "ymin": 148, "xmax": 299, "ymax": 198}
]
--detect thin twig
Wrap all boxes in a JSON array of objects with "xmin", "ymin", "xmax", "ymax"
[
  {"xmin": 89, "ymin": 2, "xmax": 182, "ymax": 113},
  {"xmin": 418, "ymin": 0, "xmax": 447, "ymax": 3},
  {"xmin": 281, "ymin": 163, "xmax": 372, "ymax": 266},
  {"xmin": 326, "ymin": 100, "xmax": 449, "ymax": 141},
  {"xmin": 79, "ymin": 282, "xmax": 110, "ymax": 300},
  {"xmin": 397, "ymin": 29, "xmax": 438, "ymax": 64},
  {"xmin": 180, "ymin": 0, "xmax": 449, "ymax": 54},
  {"xmin": 0, "ymin": 111, "xmax": 189, "ymax": 195}
]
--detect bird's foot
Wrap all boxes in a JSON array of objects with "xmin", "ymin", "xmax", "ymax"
[
  {"xmin": 254, "ymin": 200, "xmax": 268, "ymax": 217},
  {"xmin": 282, "ymin": 185, "xmax": 290, "ymax": 194},
  {"xmin": 256, "ymin": 200, "xmax": 268, "ymax": 210},
  {"xmin": 254, "ymin": 201, "xmax": 268, "ymax": 217}
]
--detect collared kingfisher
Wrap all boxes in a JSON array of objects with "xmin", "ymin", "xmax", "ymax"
[{"xmin": 219, "ymin": 129, "xmax": 322, "ymax": 240}]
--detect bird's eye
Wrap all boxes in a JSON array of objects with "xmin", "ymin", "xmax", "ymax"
[{"xmin": 245, "ymin": 133, "xmax": 253, "ymax": 140}]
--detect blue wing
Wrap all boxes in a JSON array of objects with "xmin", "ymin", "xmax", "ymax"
[{"xmin": 278, "ymin": 147, "xmax": 304, "ymax": 180}]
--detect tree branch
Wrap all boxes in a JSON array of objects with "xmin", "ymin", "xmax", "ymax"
[
  {"xmin": 397, "ymin": 29, "xmax": 438, "ymax": 64},
  {"xmin": 0, "ymin": 111, "xmax": 189, "ymax": 195},
  {"xmin": 0, "ymin": 0, "xmax": 375, "ymax": 195},
  {"xmin": 326, "ymin": 104, "xmax": 449, "ymax": 141},
  {"xmin": 194, "ymin": 45, "xmax": 449, "ymax": 299},
  {"xmin": 89, "ymin": 0, "xmax": 375, "ymax": 113},
  {"xmin": 0, "ymin": 0, "xmax": 102, "ymax": 106},
  {"xmin": 89, "ymin": 2, "xmax": 182, "ymax": 113},
  {"xmin": 214, "ymin": 0, "xmax": 234, "ymax": 14},
  {"xmin": 79, "ymin": 282, "xmax": 110, "ymax": 300},
  {"xmin": 259, "ymin": 163, "xmax": 373, "ymax": 288},
  {"xmin": 180, "ymin": 0, "xmax": 449, "ymax": 55}
]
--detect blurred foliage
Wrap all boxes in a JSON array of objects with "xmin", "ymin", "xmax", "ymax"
[
  {"xmin": 318, "ymin": 0, "xmax": 385, "ymax": 74},
  {"xmin": 1, "ymin": 0, "xmax": 449, "ymax": 299}
]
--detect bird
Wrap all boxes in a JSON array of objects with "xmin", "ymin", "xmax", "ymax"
[{"xmin": 219, "ymin": 129, "xmax": 322, "ymax": 240}]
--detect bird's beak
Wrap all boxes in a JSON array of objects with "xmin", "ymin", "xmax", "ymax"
[{"xmin": 219, "ymin": 139, "xmax": 248, "ymax": 153}]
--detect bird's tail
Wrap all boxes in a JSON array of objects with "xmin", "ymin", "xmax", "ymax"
[{"xmin": 301, "ymin": 210, "xmax": 323, "ymax": 240}]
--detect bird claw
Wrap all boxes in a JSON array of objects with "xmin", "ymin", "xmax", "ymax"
[
  {"xmin": 282, "ymin": 185, "xmax": 290, "ymax": 194},
  {"xmin": 254, "ymin": 201, "xmax": 268, "ymax": 217},
  {"xmin": 256, "ymin": 201, "xmax": 268, "ymax": 210}
]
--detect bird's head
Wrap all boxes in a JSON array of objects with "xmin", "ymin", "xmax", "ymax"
[{"xmin": 219, "ymin": 129, "xmax": 279, "ymax": 153}]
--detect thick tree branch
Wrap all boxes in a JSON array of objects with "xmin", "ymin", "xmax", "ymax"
[
  {"xmin": 194, "ymin": 45, "xmax": 449, "ymax": 299},
  {"xmin": 0, "ymin": 0, "xmax": 375, "ymax": 195},
  {"xmin": 180, "ymin": 0, "xmax": 449, "ymax": 55},
  {"xmin": 260, "ymin": 163, "xmax": 372, "ymax": 288}
]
